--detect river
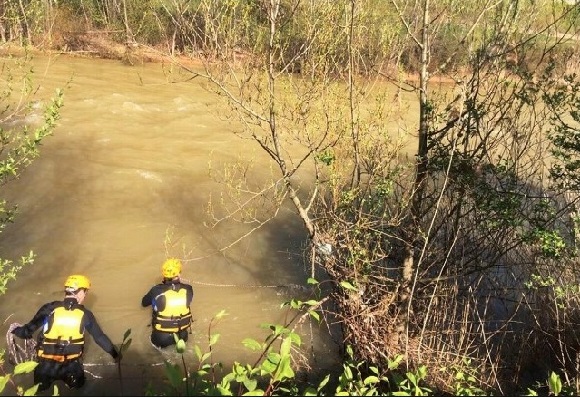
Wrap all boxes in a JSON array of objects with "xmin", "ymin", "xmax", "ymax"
[{"xmin": 0, "ymin": 53, "xmax": 342, "ymax": 396}]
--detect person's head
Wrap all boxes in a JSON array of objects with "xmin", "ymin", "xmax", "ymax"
[
  {"xmin": 64, "ymin": 274, "xmax": 91, "ymax": 303},
  {"xmin": 161, "ymin": 258, "xmax": 182, "ymax": 281}
]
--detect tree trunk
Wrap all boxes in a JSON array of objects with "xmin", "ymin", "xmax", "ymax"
[{"xmin": 397, "ymin": 0, "xmax": 431, "ymax": 342}]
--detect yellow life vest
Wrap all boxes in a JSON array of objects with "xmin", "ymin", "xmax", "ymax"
[
  {"xmin": 37, "ymin": 306, "xmax": 85, "ymax": 362},
  {"xmin": 153, "ymin": 288, "xmax": 192, "ymax": 333}
]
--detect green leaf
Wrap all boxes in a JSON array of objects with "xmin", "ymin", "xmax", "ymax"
[
  {"xmin": 243, "ymin": 378, "xmax": 257, "ymax": 391},
  {"xmin": 308, "ymin": 310, "xmax": 320, "ymax": 322},
  {"xmin": 364, "ymin": 375, "xmax": 379, "ymax": 385},
  {"xmin": 222, "ymin": 372, "xmax": 236, "ymax": 384},
  {"xmin": 267, "ymin": 352, "xmax": 281, "ymax": 365},
  {"xmin": 209, "ymin": 333, "xmax": 221, "ymax": 346},
  {"xmin": 268, "ymin": 324, "xmax": 284, "ymax": 336},
  {"xmin": 260, "ymin": 358, "xmax": 277, "ymax": 374},
  {"xmin": 317, "ymin": 374, "xmax": 330, "ymax": 391},
  {"xmin": 285, "ymin": 299, "xmax": 302, "ymax": 309},
  {"xmin": 339, "ymin": 281, "xmax": 357, "ymax": 291},
  {"xmin": 343, "ymin": 365, "xmax": 353, "ymax": 381},
  {"xmin": 194, "ymin": 345, "xmax": 203, "ymax": 360},
  {"xmin": 176, "ymin": 338, "xmax": 186, "ymax": 353},
  {"xmin": 14, "ymin": 361, "xmax": 38, "ymax": 375},
  {"xmin": 217, "ymin": 385, "xmax": 234, "ymax": 395},
  {"xmin": 280, "ymin": 337, "xmax": 292, "ymax": 357},
  {"xmin": 23, "ymin": 384, "xmax": 39, "ymax": 396},
  {"xmin": 0, "ymin": 375, "xmax": 10, "ymax": 392},
  {"xmin": 307, "ymin": 278, "xmax": 318, "ymax": 284},
  {"xmin": 549, "ymin": 371, "xmax": 562, "ymax": 396},
  {"xmin": 164, "ymin": 362, "xmax": 183, "ymax": 388},
  {"xmin": 215, "ymin": 310, "xmax": 228, "ymax": 320},
  {"xmin": 273, "ymin": 355, "xmax": 294, "ymax": 382},
  {"xmin": 232, "ymin": 362, "xmax": 244, "ymax": 376},
  {"xmin": 123, "ymin": 328, "xmax": 132, "ymax": 342},
  {"xmin": 289, "ymin": 332, "xmax": 301, "ymax": 346},
  {"xmin": 242, "ymin": 338, "xmax": 262, "ymax": 351},
  {"xmin": 388, "ymin": 355, "xmax": 404, "ymax": 370}
]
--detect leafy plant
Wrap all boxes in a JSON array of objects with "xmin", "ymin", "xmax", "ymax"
[
  {"xmin": 0, "ymin": 51, "xmax": 63, "ymax": 397},
  {"xmin": 0, "ymin": 360, "xmax": 41, "ymax": 396}
]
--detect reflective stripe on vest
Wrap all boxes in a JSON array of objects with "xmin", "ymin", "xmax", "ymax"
[
  {"xmin": 153, "ymin": 288, "xmax": 192, "ymax": 332},
  {"xmin": 38, "ymin": 306, "xmax": 85, "ymax": 361}
]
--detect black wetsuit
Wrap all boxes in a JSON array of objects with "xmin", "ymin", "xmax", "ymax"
[
  {"xmin": 141, "ymin": 279, "xmax": 194, "ymax": 348},
  {"xmin": 12, "ymin": 296, "xmax": 118, "ymax": 391}
]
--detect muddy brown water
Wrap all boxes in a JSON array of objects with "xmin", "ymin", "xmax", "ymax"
[{"xmin": 0, "ymin": 53, "xmax": 348, "ymax": 395}]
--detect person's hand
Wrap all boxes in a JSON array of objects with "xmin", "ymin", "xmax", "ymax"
[
  {"xmin": 11, "ymin": 326, "xmax": 30, "ymax": 339},
  {"xmin": 111, "ymin": 347, "xmax": 122, "ymax": 363}
]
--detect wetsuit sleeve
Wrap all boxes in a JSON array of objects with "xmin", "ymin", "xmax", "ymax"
[
  {"xmin": 186, "ymin": 284, "xmax": 194, "ymax": 307},
  {"xmin": 82, "ymin": 309, "xmax": 118, "ymax": 358},
  {"xmin": 141, "ymin": 287, "xmax": 154, "ymax": 307},
  {"xmin": 12, "ymin": 302, "xmax": 56, "ymax": 339}
]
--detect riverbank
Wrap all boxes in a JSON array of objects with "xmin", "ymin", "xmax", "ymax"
[{"xmin": 0, "ymin": 35, "xmax": 457, "ymax": 86}]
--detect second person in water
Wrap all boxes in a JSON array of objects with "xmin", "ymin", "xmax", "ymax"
[{"xmin": 141, "ymin": 258, "xmax": 194, "ymax": 348}]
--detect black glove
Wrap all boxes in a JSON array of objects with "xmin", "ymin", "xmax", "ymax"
[
  {"xmin": 111, "ymin": 347, "xmax": 122, "ymax": 363},
  {"xmin": 11, "ymin": 326, "xmax": 31, "ymax": 339}
]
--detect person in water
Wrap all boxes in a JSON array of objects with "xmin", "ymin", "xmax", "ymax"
[
  {"xmin": 11, "ymin": 275, "xmax": 120, "ymax": 392},
  {"xmin": 141, "ymin": 258, "xmax": 194, "ymax": 348}
]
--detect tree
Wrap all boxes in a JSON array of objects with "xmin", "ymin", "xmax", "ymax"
[
  {"xmin": 376, "ymin": 0, "xmax": 580, "ymax": 390},
  {"xmin": 144, "ymin": 0, "xmax": 580, "ymax": 392}
]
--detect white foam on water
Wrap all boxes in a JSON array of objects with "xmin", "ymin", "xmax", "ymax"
[
  {"xmin": 122, "ymin": 101, "xmax": 144, "ymax": 111},
  {"xmin": 136, "ymin": 169, "xmax": 162, "ymax": 182}
]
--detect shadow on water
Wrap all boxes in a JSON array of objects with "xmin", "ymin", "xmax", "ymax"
[{"xmin": 0, "ymin": 54, "xmax": 342, "ymax": 395}]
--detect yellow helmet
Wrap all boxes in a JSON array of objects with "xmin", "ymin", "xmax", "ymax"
[
  {"xmin": 162, "ymin": 258, "xmax": 182, "ymax": 278},
  {"xmin": 64, "ymin": 274, "xmax": 91, "ymax": 291}
]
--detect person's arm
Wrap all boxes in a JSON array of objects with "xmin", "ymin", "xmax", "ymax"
[
  {"xmin": 141, "ymin": 286, "xmax": 155, "ymax": 307},
  {"xmin": 82, "ymin": 309, "xmax": 119, "ymax": 360},
  {"xmin": 12, "ymin": 302, "xmax": 56, "ymax": 339},
  {"xmin": 185, "ymin": 284, "xmax": 194, "ymax": 308}
]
